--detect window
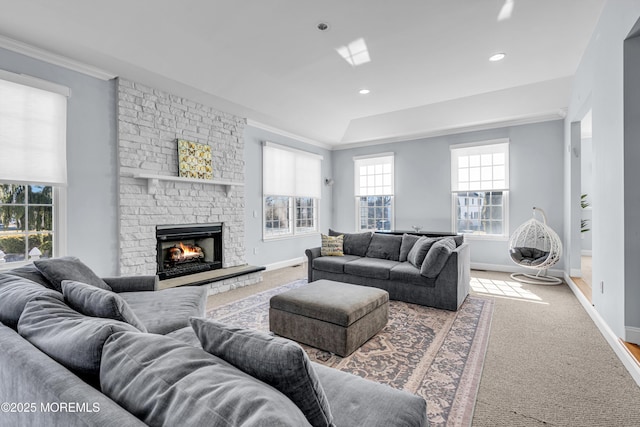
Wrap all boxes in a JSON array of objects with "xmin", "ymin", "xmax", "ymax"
[
  {"xmin": 354, "ymin": 154, "xmax": 394, "ymax": 231},
  {"xmin": 0, "ymin": 71, "xmax": 68, "ymax": 266},
  {"xmin": 0, "ymin": 185, "xmax": 54, "ymax": 263},
  {"xmin": 450, "ymin": 140, "xmax": 509, "ymax": 237},
  {"xmin": 263, "ymin": 142, "xmax": 321, "ymax": 239}
]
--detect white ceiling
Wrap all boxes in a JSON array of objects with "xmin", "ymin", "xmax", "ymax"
[{"xmin": 0, "ymin": 0, "xmax": 605, "ymax": 148}]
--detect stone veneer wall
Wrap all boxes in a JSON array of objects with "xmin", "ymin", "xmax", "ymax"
[{"xmin": 117, "ymin": 78, "xmax": 260, "ymax": 294}]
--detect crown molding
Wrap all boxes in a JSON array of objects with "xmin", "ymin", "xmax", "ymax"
[
  {"xmin": 0, "ymin": 34, "xmax": 116, "ymax": 81},
  {"xmin": 246, "ymin": 119, "xmax": 332, "ymax": 150}
]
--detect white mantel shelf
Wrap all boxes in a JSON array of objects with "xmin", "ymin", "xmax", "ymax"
[{"xmin": 132, "ymin": 172, "xmax": 244, "ymax": 196}]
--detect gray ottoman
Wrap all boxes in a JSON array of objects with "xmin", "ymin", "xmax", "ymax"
[{"xmin": 269, "ymin": 279, "xmax": 389, "ymax": 357}]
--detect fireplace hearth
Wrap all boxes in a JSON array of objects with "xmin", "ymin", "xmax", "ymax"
[{"xmin": 156, "ymin": 223, "xmax": 222, "ymax": 280}]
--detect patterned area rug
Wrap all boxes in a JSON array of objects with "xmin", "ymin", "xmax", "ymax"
[{"xmin": 207, "ymin": 280, "xmax": 494, "ymax": 427}]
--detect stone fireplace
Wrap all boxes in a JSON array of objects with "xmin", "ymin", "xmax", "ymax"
[{"xmin": 116, "ymin": 78, "xmax": 261, "ymax": 294}]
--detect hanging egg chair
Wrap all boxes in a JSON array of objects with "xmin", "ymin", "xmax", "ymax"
[{"xmin": 509, "ymin": 207, "xmax": 563, "ymax": 285}]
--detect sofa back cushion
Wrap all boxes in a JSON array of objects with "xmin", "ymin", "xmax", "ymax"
[
  {"xmin": 61, "ymin": 280, "xmax": 147, "ymax": 332},
  {"xmin": 399, "ymin": 234, "xmax": 421, "ymax": 262},
  {"xmin": 329, "ymin": 229, "xmax": 373, "ymax": 257},
  {"xmin": 100, "ymin": 331, "xmax": 311, "ymax": 427},
  {"xmin": 191, "ymin": 317, "xmax": 333, "ymax": 427},
  {"xmin": 421, "ymin": 237, "xmax": 457, "ymax": 278},
  {"xmin": 4, "ymin": 263, "xmax": 56, "ymax": 289},
  {"xmin": 365, "ymin": 233, "xmax": 402, "ymax": 261},
  {"xmin": 34, "ymin": 256, "xmax": 112, "ymax": 292},
  {"xmin": 0, "ymin": 273, "xmax": 62, "ymax": 329},
  {"xmin": 407, "ymin": 236, "xmax": 439, "ymax": 268},
  {"xmin": 17, "ymin": 294, "xmax": 137, "ymax": 380}
]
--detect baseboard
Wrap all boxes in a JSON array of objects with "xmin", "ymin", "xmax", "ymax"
[
  {"xmin": 581, "ymin": 250, "xmax": 593, "ymax": 256},
  {"xmin": 471, "ymin": 262, "xmax": 564, "ymax": 278},
  {"xmin": 565, "ymin": 273, "xmax": 640, "ymax": 386},
  {"xmin": 625, "ymin": 326, "xmax": 640, "ymax": 345},
  {"xmin": 570, "ymin": 268, "xmax": 583, "ymax": 277},
  {"xmin": 264, "ymin": 256, "xmax": 306, "ymax": 271}
]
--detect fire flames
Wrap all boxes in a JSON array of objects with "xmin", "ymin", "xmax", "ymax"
[{"xmin": 167, "ymin": 242, "xmax": 204, "ymax": 264}]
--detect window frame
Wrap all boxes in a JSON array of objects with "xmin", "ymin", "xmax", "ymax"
[
  {"xmin": 262, "ymin": 142, "xmax": 322, "ymax": 241},
  {"xmin": 450, "ymin": 140, "xmax": 509, "ymax": 240},
  {"xmin": 0, "ymin": 184, "xmax": 66, "ymax": 270},
  {"xmin": 262, "ymin": 196, "xmax": 319, "ymax": 240},
  {"xmin": 353, "ymin": 153, "xmax": 395, "ymax": 232},
  {"xmin": 0, "ymin": 71, "xmax": 68, "ymax": 270}
]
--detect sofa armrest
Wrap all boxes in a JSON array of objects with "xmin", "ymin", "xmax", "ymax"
[
  {"xmin": 102, "ymin": 275, "xmax": 158, "ymax": 293},
  {"xmin": 305, "ymin": 247, "xmax": 322, "ymax": 283}
]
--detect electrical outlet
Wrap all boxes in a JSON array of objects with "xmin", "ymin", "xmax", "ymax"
[
  {"xmin": 600, "ymin": 281, "xmax": 604, "ymax": 294},
  {"xmin": 253, "ymin": 247, "xmax": 258, "ymax": 255}
]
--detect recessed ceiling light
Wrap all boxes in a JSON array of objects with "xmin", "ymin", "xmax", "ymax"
[
  {"xmin": 489, "ymin": 53, "xmax": 506, "ymax": 62},
  {"xmin": 359, "ymin": 89, "xmax": 370, "ymax": 95}
]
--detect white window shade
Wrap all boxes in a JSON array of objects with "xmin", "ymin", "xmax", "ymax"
[
  {"xmin": 0, "ymin": 73, "xmax": 68, "ymax": 186},
  {"xmin": 263, "ymin": 142, "xmax": 322, "ymax": 199},
  {"xmin": 354, "ymin": 154, "xmax": 394, "ymax": 196},
  {"xmin": 451, "ymin": 141, "xmax": 509, "ymax": 192}
]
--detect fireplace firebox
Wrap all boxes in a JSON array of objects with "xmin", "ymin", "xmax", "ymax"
[{"xmin": 156, "ymin": 223, "xmax": 222, "ymax": 280}]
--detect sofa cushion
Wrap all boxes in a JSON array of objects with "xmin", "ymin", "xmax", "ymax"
[
  {"xmin": 17, "ymin": 294, "xmax": 137, "ymax": 380},
  {"xmin": 343, "ymin": 258, "xmax": 400, "ymax": 280},
  {"xmin": 421, "ymin": 237, "xmax": 457, "ymax": 278},
  {"xmin": 191, "ymin": 318, "xmax": 333, "ymax": 427},
  {"xmin": 407, "ymin": 236, "xmax": 439, "ymax": 268},
  {"xmin": 453, "ymin": 234, "xmax": 465, "ymax": 247},
  {"xmin": 312, "ymin": 254, "xmax": 360, "ymax": 274},
  {"xmin": 165, "ymin": 325, "xmax": 203, "ymax": 348},
  {"xmin": 329, "ymin": 229, "xmax": 373, "ymax": 257},
  {"xmin": 4, "ymin": 263, "xmax": 56, "ymax": 289},
  {"xmin": 365, "ymin": 233, "xmax": 402, "ymax": 261},
  {"xmin": 321, "ymin": 234, "xmax": 344, "ymax": 256},
  {"xmin": 399, "ymin": 234, "xmax": 421, "ymax": 262},
  {"xmin": 119, "ymin": 286, "xmax": 207, "ymax": 334},
  {"xmin": 34, "ymin": 256, "xmax": 112, "ymax": 292},
  {"xmin": 389, "ymin": 262, "xmax": 436, "ymax": 287},
  {"xmin": 312, "ymin": 363, "xmax": 428, "ymax": 427},
  {"xmin": 100, "ymin": 331, "xmax": 310, "ymax": 427},
  {"xmin": 61, "ymin": 280, "xmax": 147, "ymax": 332},
  {"xmin": 0, "ymin": 273, "xmax": 62, "ymax": 329}
]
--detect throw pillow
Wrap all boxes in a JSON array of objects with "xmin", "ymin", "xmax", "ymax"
[
  {"xmin": 61, "ymin": 280, "xmax": 147, "ymax": 332},
  {"xmin": 399, "ymin": 234, "xmax": 421, "ymax": 262},
  {"xmin": 321, "ymin": 234, "xmax": 344, "ymax": 256},
  {"xmin": 17, "ymin": 294, "xmax": 137, "ymax": 380},
  {"xmin": 421, "ymin": 237, "xmax": 457, "ymax": 278},
  {"xmin": 190, "ymin": 317, "xmax": 334, "ymax": 427},
  {"xmin": 329, "ymin": 229, "xmax": 373, "ymax": 257},
  {"xmin": 34, "ymin": 256, "xmax": 112, "ymax": 292},
  {"xmin": 4, "ymin": 263, "xmax": 56, "ymax": 289},
  {"xmin": 0, "ymin": 273, "xmax": 62, "ymax": 329},
  {"xmin": 407, "ymin": 236, "xmax": 439, "ymax": 268},
  {"xmin": 100, "ymin": 331, "xmax": 310, "ymax": 427}
]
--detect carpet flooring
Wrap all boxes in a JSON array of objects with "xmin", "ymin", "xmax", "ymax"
[
  {"xmin": 206, "ymin": 265, "xmax": 640, "ymax": 426},
  {"xmin": 207, "ymin": 279, "xmax": 494, "ymax": 427}
]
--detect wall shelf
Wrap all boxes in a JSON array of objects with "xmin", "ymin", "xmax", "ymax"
[{"xmin": 132, "ymin": 172, "xmax": 244, "ymax": 196}]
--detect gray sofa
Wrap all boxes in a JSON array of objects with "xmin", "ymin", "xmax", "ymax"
[
  {"xmin": 0, "ymin": 257, "xmax": 428, "ymax": 426},
  {"xmin": 306, "ymin": 231, "xmax": 470, "ymax": 311}
]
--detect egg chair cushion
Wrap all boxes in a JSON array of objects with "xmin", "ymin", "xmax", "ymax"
[{"xmin": 510, "ymin": 247, "xmax": 550, "ymax": 267}]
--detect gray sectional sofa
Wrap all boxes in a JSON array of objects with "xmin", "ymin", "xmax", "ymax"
[
  {"xmin": 0, "ymin": 257, "xmax": 428, "ymax": 426},
  {"xmin": 306, "ymin": 231, "xmax": 470, "ymax": 311}
]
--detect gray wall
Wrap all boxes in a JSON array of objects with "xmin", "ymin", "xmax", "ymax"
[
  {"xmin": 332, "ymin": 120, "xmax": 565, "ymax": 270},
  {"xmin": 0, "ymin": 47, "xmax": 118, "ymax": 276},
  {"xmin": 565, "ymin": 0, "xmax": 640, "ymax": 340},
  {"xmin": 243, "ymin": 126, "xmax": 332, "ymax": 267}
]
